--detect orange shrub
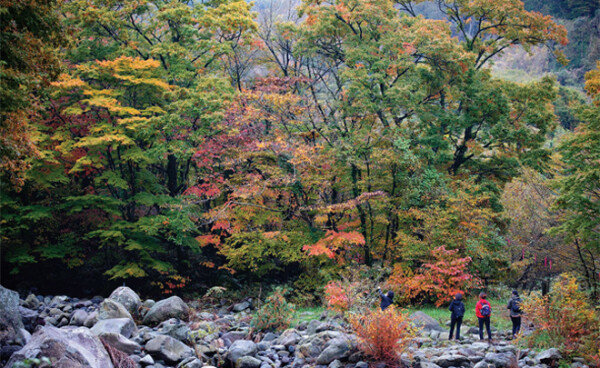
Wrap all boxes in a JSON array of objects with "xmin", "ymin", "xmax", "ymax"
[
  {"xmin": 388, "ymin": 245, "xmax": 479, "ymax": 306},
  {"xmin": 522, "ymin": 273, "xmax": 600, "ymax": 365},
  {"xmin": 350, "ymin": 306, "xmax": 419, "ymax": 364},
  {"xmin": 324, "ymin": 280, "xmax": 352, "ymax": 313}
]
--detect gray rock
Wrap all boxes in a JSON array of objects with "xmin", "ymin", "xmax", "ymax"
[
  {"xmin": 91, "ymin": 318, "xmax": 136, "ymax": 338},
  {"xmin": 315, "ymin": 336, "xmax": 357, "ymax": 365},
  {"xmin": 140, "ymin": 354, "xmax": 155, "ymax": 365},
  {"xmin": 98, "ymin": 299, "xmax": 133, "ymax": 321},
  {"xmin": 84, "ymin": 310, "xmax": 99, "ymax": 327},
  {"xmin": 50, "ymin": 295, "xmax": 69, "ymax": 306},
  {"xmin": 145, "ymin": 335, "xmax": 194, "ymax": 364},
  {"xmin": 177, "ymin": 357, "xmax": 204, "ymax": 368},
  {"xmin": 236, "ymin": 355, "xmax": 262, "ymax": 368},
  {"xmin": 19, "ymin": 306, "xmax": 41, "ymax": 332},
  {"xmin": 228, "ymin": 340, "xmax": 258, "ymax": 364},
  {"xmin": 143, "ymin": 299, "xmax": 156, "ymax": 309},
  {"xmin": 70, "ymin": 309, "xmax": 89, "ymax": 326},
  {"xmin": 484, "ymin": 352, "xmax": 517, "ymax": 368},
  {"xmin": 355, "ymin": 362, "xmax": 369, "ymax": 368},
  {"xmin": 410, "ymin": 311, "xmax": 443, "ymax": 332},
  {"xmin": 0, "ymin": 285, "xmax": 26, "ymax": 345},
  {"xmin": 23, "ymin": 293, "xmax": 41, "ymax": 309},
  {"xmin": 158, "ymin": 318, "xmax": 193, "ymax": 343},
  {"xmin": 108, "ymin": 286, "xmax": 141, "ymax": 315},
  {"xmin": 233, "ymin": 301, "xmax": 251, "ymax": 312},
  {"xmin": 142, "ymin": 296, "xmax": 189, "ymax": 326},
  {"xmin": 98, "ymin": 332, "xmax": 141, "ymax": 354},
  {"xmin": 275, "ymin": 328, "xmax": 302, "ymax": 346},
  {"xmin": 262, "ymin": 332, "xmax": 278, "ymax": 342},
  {"xmin": 6, "ymin": 325, "xmax": 114, "ymax": 368},
  {"xmin": 536, "ymin": 348, "xmax": 562, "ymax": 367},
  {"xmin": 328, "ymin": 359, "xmax": 344, "ymax": 368},
  {"xmin": 432, "ymin": 354, "xmax": 470, "ymax": 368}
]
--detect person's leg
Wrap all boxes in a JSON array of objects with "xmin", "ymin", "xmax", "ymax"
[
  {"xmin": 456, "ymin": 316, "xmax": 462, "ymax": 340},
  {"xmin": 478, "ymin": 317, "xmax": 484, "ymax": 340},
  {"xmin": 485, "ymin": 317, "xmax": 492, "ymax": 340},
  {"xmin": 449, "ymin": 317, "xmax": 456, "ymax": 340},
  {"xmin": 511, "ymin": 317, "xmax": 518, "ymax": 336},
  {"xmin": 515, "ymin": 317, "xmax": 521, "ymax": 336}
]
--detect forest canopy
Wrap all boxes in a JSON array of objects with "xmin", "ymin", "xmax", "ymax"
[{"xmin": 0, "ymin": 0, "xmax": 598, "ymax": 303}]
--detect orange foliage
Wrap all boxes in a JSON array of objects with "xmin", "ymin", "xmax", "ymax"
[
  {"xmin": 522, "ymin": 274, "xmax": 600, "ymax": 364},
  {"xmin": 303, "ymin": 230, "xmax": 365, "ymax": 264},
  {"xmin": 388, "ymin": 245, "xmax": 479, "ymax": 306},
  {"xmin": 350, "ymin": 306, "xmax": 419, "ymax": 365},
  {"xmin": 324, "ymin": 280, "xmax": 353, "ymax": 313}
]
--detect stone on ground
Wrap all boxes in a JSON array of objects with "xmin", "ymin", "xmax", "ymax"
[{"xmin": 6, "ymin": 325, "xmax": 114, "ymax": 368}]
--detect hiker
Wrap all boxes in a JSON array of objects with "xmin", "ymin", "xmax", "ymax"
[
  {"xmin": 448, "ymin": 292, "xmax": 465, "ymax": 340},
  {"xmin": 377, "ymin": 286, "xmax": 394, "ymax": 311},
  {"xmin": 507, "ymin": 290, "xmax": 523, "ymax": 338},
  {"xmin": 475, "ymin": 292, "xmax": 493, "ymax": 342}
]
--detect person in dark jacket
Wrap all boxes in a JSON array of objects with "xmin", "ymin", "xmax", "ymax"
[
  {"xmin": 507, "ymin": 290, "xmax": 523, "ymax": 338},
  {"xmin": 377, "ymin": 286, "xmax": 394, "ymax": 311},
  {"xmin": 448, "ymin": 293, "xmax": 465, "ymax": 340}
]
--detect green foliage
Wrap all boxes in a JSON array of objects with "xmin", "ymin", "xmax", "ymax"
[
  {"xmin": 0, "ymin": 0, "xmax": 65, "ymax": 185},
  {"xmin": 521, "ymin": 274, "xmax": 600, "ymax": 364},
  {"xmin": 2, "ymin": 0, "xmax": 597, "ymax": 304},
  {"xmin": 551, "ymin": 64, "xmax": 600, "ymax": 297},
  {"xmin": 252, "ymin": 288, "xmax": 295, "ymax": 332}
]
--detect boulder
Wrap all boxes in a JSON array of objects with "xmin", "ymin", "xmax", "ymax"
[
  {"xmin": 158, "ymin": 318, "xmax": 193, "ymax": 344},
  {"xmin": 233, "ymin": 300, "xmax": 251, "ymax": 312},
  {"xmin": 6, "ymin": 325, "xmax": 114, "ymax": 368},
  {"xmin": 409, "ymin": 311, "xmax": 443, "ymax": 332},
  {"xmin": 432, "ymin": 354, "xmax": 471, "ymax": 368},
  {"xmin": 140, "ymin": 354, "xmax": 155, "ymax": 365},
  {"xmin": 98, "ymin": 299, "xmax": 133, "ymax": 321},
  {"xmin": 537, "ymin": 348, "xmax": 562, "ymax": 367},
  {"xmin": 142, "ymin": 296, "xmax": 189, "ymax": 326},
  {"xmin": 108, "ymin": 286, "xmax": 141, "ymax": 315},
  {"xmin": 84, "ymin": 310, "xmax": 99, "ymax": 327},
  {"xmin": 227, "ymin": 340, "xmax": 257, "ymax": 365},
  {"xmin": 145, "ymin": 335, "xmax": 194, "ymax": 364},
  {"xmin": 0, "ymin": 285, "xmax": 26, "ymax": 345},
  {"xmin": 23, "ymin": 293, "xmax": 41, "ymax": 309},
  {"xmin": 483, "ymin": 352, "xmax": 517, "ymax": 368},
  {"xmin": 315, "ymin": 336, "xmax": 357, "ymax": 365},
  {"xmin": 236, "ymin": 355, "xmax": 262, "ymax": 368},
  {"xmin": 275, "ymin": 328, "xmax": 302, "ymax": 347},
  {"xmin": 177, "ymin": 357, "xmax": 204, "ymax": 368},
  {"xmin": 91, "ymin": 318, "xmax": 136, "ymax": 339},
  {"xmin": 70, "ymin": 309, "xmax": 89, "ymax": 326},
  {"xmin": 98, "ymin": 332, "xmax": 141, "ymax": 354},
  {"xmin": 19, "ymin": 306, "xmax": 41, "ymax": 332}
]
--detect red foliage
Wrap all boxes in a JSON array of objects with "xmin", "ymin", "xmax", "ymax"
[
  {"xmin": 388, "ymin": 245, "xmax": 479, "ymax": 306},
  {"xmin": 303, "ymin": 230, "xmax": 365, "ymax": 264}
]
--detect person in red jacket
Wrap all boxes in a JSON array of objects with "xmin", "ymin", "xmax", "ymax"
[{"xmin": 475, "ymin": 292, "xmax": 492, "ymax": 342}]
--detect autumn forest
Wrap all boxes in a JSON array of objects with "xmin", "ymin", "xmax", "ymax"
[{"xmin": 1, "ymin": 0, "xmax": 600, "ymax": 359}]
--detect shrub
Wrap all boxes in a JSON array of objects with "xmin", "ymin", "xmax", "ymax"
[
  {"xmin": 350, "ymin": 306, "xmax": 419, "ymax": 365},
  {"xmin": 324, "ymin": 266, "xmax": 381, "ymax": 314},
  {"xmin": 522, "ymin": 273, "xmax": 600, "ymax": 365},
  {"xmin": 388, "ymin": 245, "xmax": 479, "ymax": 306},
  {"xmin": 252, "ymin": 288, "xmax": 295, "ymax": 332}
]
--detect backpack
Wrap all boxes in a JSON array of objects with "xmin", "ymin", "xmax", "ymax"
[
  {"xmin": 481, "ymin": 303, "xmax": 491, "ymax": 317},
  {"xmin": 510, "ymin": 299, "xmax": 522, "ymax": 314},
  {"xmin": 455, "ymin": 302, "xmax": 465, "ymax": 317}
]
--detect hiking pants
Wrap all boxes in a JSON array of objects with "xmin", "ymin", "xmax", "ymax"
[
  {"xmin": 449, "ymin": 316, "xmax": 463, "ymax": 340},
  {"xmin": 478, "ymin": 316, "xmax": 492, "ymax": 340},
  {"xmin": 511, "ymin": 316, "xmax": 521, "ymax": 336}
]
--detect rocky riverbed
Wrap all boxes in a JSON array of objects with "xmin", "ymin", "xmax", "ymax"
[{"xmin": 0, "ymin": 285, "xmax": 591, "ymax": 368}]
